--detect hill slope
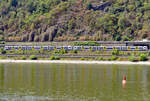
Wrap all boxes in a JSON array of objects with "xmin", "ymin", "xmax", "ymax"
[{"xmin": 0, "ymin": 0, "xmax": 150, "ymax": 42}]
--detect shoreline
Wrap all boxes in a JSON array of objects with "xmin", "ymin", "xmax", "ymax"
[{"xmin": 0, "ymin": 60, "xmax": 150, "ymax": 65}]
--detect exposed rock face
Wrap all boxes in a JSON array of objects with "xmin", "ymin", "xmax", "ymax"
[{"xmin": 28, "ymin": 31, "xmax": 36, "ymax": 42}]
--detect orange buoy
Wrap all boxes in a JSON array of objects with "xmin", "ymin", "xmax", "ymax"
[{"xmin": 122, "ymin": 76, "xmax": 127, "ymax": 88}]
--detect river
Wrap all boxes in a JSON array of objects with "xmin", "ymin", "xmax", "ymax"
[{"xmin": 0, "ymin": 63, "xmax": 149, "ymax": 101}]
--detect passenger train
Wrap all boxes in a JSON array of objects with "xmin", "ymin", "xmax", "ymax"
[{"xmin": 3, "ymin": 45, "xmax": 148, "ymax": 51}]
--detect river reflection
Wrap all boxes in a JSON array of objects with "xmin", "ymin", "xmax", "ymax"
[{"xmin": 0, "ymin": 63, "xmax": 149, "ymax": 101}]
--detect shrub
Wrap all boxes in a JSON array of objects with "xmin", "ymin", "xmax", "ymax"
[
  {"xmin": 21, "ymin": 56, "xmax": 26, "ymax": 60},
  {"xmin": 139, "ymin": 54, "xmax": 148, "ymax": 61},
  {"xmin": 29, "ymin": 55, "xmax": 38, "ymax": 60},
  {"xmin": 55, "ymin": 56, "xmax": 60, "ymax": 60},
  {"xmin": 128, "ymin": 56, "xmax": 137, "ymax": 62},
  {"xmin": 80, "ymin": 57, "xmax": 85, "ymax": 60},
  {"xmin": 49, "ymin": 56, "xmax": 60, "ymax": 60},
  {"xmin": 73, "ymin": 50, "xmax": 78, "ymax": 54},
  {"xmin": 111, "ymin": 56, "xmax": 118, "ymax": 60}
]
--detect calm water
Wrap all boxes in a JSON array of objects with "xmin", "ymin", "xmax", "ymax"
[{"xmin": 0, "ymin": 63, "xmax": 150, "ymax": 101}]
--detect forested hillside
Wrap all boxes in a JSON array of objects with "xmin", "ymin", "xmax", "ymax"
[{"xmin": 0, "ymin": 0, "xmax": 150, "ymax": 42}]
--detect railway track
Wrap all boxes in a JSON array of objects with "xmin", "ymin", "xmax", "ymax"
[{"xmin": 0, "ymin": 54, "xmax": 146, "ymax": 58}]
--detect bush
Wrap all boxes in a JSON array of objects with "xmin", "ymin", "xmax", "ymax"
[
  {"xmin": 80, "ymin": 57, "xmax": 85, "ymax": 60},
  {"xmin": 73, "ymin": 50, "xmax": 78, "ymax": 54},
  {"xmin": 139, "ymin": 54, "xmax": 148, "ymax": 61},
  {"xmin": 49, "ymin": 56, "xmax": 60, "ymax": 60},
  {"xmin": 128, "ymin": 56, "xmax": 137, "ymax": 62},
  {"xmin": 111, "ymin": 56, "xmax": 118, "ymax": 60},
  {"xmin": 29, "ymin": 55, "xmax": 37, "ymax": 60},
  {"xmin": 21, "ymin": 56, "xmax": 26, "ymax": 60}
]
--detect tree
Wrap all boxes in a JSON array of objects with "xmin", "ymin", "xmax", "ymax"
[{"xmin": 10, "ymin": 0, "xmax": 18, "ymax": 7}]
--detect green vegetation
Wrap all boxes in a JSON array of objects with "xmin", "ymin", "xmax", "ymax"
[
  {"xmin": 139, "ymin": 54, "xmax": 148, "ymax": 61},
  {"xmin": 0, "ymin": 48, "xmax": 6, "ymax": 54},
  {"xmin": 80, "ymin": 57, "xmax": 85, "ymax": 60},
  {"xmin": 49, "ymin": 56, "xmax": 60, "ymax": 60},
  {"xmin": 29, "ymin": 55, "xmax": 38, "ymax": 60},
  {"xmin": 73, "ymin": 41, "xmax": 100, "ymax": 46},
  {"xmin": 21, "ymin": 56, "xmax": 27, "ymax": 60},
  {"xmin": 111, "ymin": 56, "xmax": 118, "ymax": 61},
  {"xmin": 1, "ymin": 0, "xmax": 150, "ymax": 41},
  {"xmin": 128, "ymin": 56, "xmax": 137, "ymax": 62}
]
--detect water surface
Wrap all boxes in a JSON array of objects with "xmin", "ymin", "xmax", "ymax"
[{"xmin": 0, "ymin": 63, "xmax": 150, "ymax": 101}]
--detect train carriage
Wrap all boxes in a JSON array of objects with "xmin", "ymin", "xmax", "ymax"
[
  {"xmin": 68, "ymin": 46, "xmax": 73, "ymax": 50},
  {"xmin": 49, "ymin": 46, "xmax": 54, "ymax": 50},
  {"xmin": 63, "ymin": 46, "xmax": 68, "ymax": 50},
  {"xmin": 14, "ymin": 46, "xmax": 19, "ymax": 50},
  {"xmin": 56, "ymin": 46, "xmax": 62, "ymax": 50},
  {"xmin": 106, "ymin": 46, "xmax": 113, "ymax": 51},
  {"xmin": 121, "ymin": 46, "xmax": 128, "ymax": 51},
  {"xmin": 73, "ymin": 46, "xmax": 82, "ymax": 50},
  {"xmin": 84, "ymin": 46, "xmax": 90, "ymax": 51},
  {"xmin": 97, "ymin": 46, "xmax": 104, "ymax": 50},
  {"xmin": 34, "ymin": 46, "xmax": 41, "ymax": 50},
  {"xmin": 26, "ymin": 46, "xmax": 32, "ymax": 50},
  {"xmin": 91, "ymin": 46, "xmax": 97, "ymax": 51},
  {"xmin": 4, "ymin": 46, "xmax": 12, "ymax": 50},
  {"xmin": 21, "ymin": 46, "xmax": 26, "ymax": 50},
  {"xmin": 115, "ymin": 46, "xmax": 122, "ymax": 51},
  {"xmin": 42, "ymin": 46, "xmax": 49, "ymax": 50}
]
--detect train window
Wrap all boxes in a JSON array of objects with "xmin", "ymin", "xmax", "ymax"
[
  {"xmin": 122, "ymin": 46, "xmax": 127, "ymax": 51},
  {"xmin": 74, "ymin": 46, "xmax": 82, "ymax": 50},
  {"xmin": 26, "ymin": 46, "xmax": 32, "ymax": 50},
  {"xmin": 43, "ymin": 46, "xmax": 49, "ymax": 50},
  {"xmin": 49, "ymin": 46, "xmax": 54, "ymax": 50},
  {"xmin": 68, "ymin": 46, "xmax": 73, "ymax": 50},
  {"xmin": 143, "ymin": 46, "xmax": 148, "ymax": 50},
  {"xmin": 106, "ymin": 46, "xmax": 113, "ymax": 50},
  {"xmin": 56, "ymin": 46, "xmax": 62, "ymax": 50},
  {"xmin": 14, "ymin": 46, "xmax": 19, "ymax": 50},
  {"xmin": 34, "ymin": 46, "xmax": 41, "ymax": 50},
  {"xmin": 63, "ymin": 46, "xmax": 68, "ymax": 50},
  {"xmin": 115, "ymin": 46, "xmax": 121, "ymax": 50},
  {"xmin": 21, "ymin": 46, "xmax": 26, "ymax": 50},
  {"xmin": 97, "ymin": 46, "xmax": 104, "ymax": 50},
  {"xmin": 130, "ymin": 46, "xmax": 136, "ymax": 50},
  {"xmin": 92, "ymin": 46, "xmax": 97, "ymax": 51},
  {"xmin": 84, "ymin": 46, "xmax": 90, "ymax": 50}
]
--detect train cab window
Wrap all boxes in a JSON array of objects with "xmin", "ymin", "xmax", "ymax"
[
  {"xmin": 143, "ymin": 46, "xmax": 148, "ymax": 51},
  {"xmin": 68, "ymin": 46, "xmax": 73, "ymax": 50}
]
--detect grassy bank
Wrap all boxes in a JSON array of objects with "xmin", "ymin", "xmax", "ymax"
[{"xmin": 0, "ymin": 55, "xmax": 149, "ymax": 62}]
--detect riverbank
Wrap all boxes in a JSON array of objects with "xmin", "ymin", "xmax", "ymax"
[{"xmin": 0, "ymin": 60, "xmax": 150, "ymax": 65}]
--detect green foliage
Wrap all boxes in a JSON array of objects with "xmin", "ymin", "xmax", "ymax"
[
  {"xmin": 0, "ymin": 48, "xmax": 6, "ymax": 54},
  {"xmin": 139, "ymin": 54, "xmax": 148, "ymax": 61},
  {"xmin": 1, "ymin": 0, "xmax": 150, "ymax": 41},
  {"xmin": 128, "ymin": 56, "xmax": 137, "ymax": 62},
  {"xmin": 112, "ymin": 49, "xmax": 119, "ymax": 56},
  {"xmin": 80, "ymin": 57, "xmax": 85, "ymax": 60},
  {"xmin": 21, "ymin": 56, "xmax": 27, "ymax": 60},
  {"xmin": 74, "ymin": 41, "xmax": 100, "ymax": 46},
  {"xmin": 49, "ymin": 56, "xmax": 60, "ymax": 60},
  {"xmin": 29, "ymin": 55, "xmax": 38, "ymax": 60},
  {"xmin": 111, "ymin": 56, "xmax": 118, "ymax": 60}
]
